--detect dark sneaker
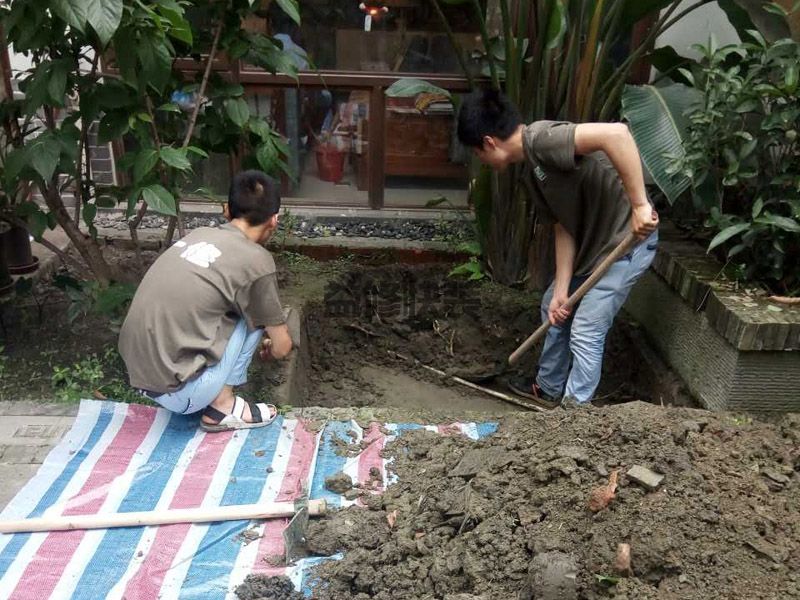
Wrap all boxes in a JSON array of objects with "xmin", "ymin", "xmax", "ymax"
[
  {"xmin": 561, "ymin": 396, "xmax": 593, "ymax": 410},
  {"xmin": 507, "ymin": 376, "xmax": 560, "ymax": 409}
]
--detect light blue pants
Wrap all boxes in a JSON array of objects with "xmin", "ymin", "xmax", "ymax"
[
  {"xmin": 152, "ymin": 320, "xmax": 263, "ymax": 415},
  {"xmin": 536, "ymin": 231, "xmax": 658, "ymax": 404}
]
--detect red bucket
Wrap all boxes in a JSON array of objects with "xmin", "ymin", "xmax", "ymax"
[{"xmin": 315, "ymin": 146, "xmax": 346, "ymax": 183}]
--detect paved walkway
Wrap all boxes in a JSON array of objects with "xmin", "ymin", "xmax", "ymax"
[{"xmin": 0, "ymin": 402, "xmax": 78, "ymax": 510}]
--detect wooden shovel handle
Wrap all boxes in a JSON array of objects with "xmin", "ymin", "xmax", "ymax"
[
  {"xmin": 0, "ymin": 499, "xmax": 328, "ymax": 534},
  {"xmin": 508, "ymin": 232, "xmax": 639, "ymax": 365}
]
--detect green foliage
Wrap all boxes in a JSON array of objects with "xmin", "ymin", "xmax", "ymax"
[
  {"xmin": 428, "ymin": 0, "xmax": 791, "ymax": 287},
  {"xmin": 278, "ymin": 207, "xmax": 298, "ymax": 248},
  {"xmin": 595, "ymin": 574, "xmax": 621, "ymax": 586},
  {"xmin": 50, "ymin": 346, "xmax": 142, "ymax": 403},
  {"xmin": 0, "ymin": 0, "xmax": 301, "ymax": 283},
  {"xmin": 51, "ymin": 355, "xmax": 105, "ymax": 402},
  {"xmin": 671, "ymin": 34, "xmax": 800, "ymax": 294},
  {"xmin": 449, "ymin": 257, "xmax": 486, "ymax": 281},
  {"xmin": 54, "ymin": 275, "xmax": 136, "ymax": 323},
  {"xmin": 621, "ymin": 83, "xmax": 702, "ymax": 203}
]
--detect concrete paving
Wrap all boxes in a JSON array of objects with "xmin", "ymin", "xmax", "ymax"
[{"xmin": 0, "ymin": 402, "xmax": 78, "ymax": 511}]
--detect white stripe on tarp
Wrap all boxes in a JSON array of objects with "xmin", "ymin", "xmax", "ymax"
[
  {"xmin": 0, "ymin": 400, "xmax": 101, "ymax": 541},
  {"xmin": 340, "ymin": 421, "xmax": 363, "ymax": 508},
  {"xmin": 50, "ymin": 408, "xmax": 171, "ymax": 599},
  {"xmin": 155, "ymin": 428, "xmax": 250, "ymax": 599},
  {"xmin": 0, "ymin": 401, "xmax": 128, "ymax": 595},
  {"xmin": 223, "ymin": 420, "xmax": 297, "ymax": 599},
  {"xmin": 461, "ymin": 422, "xmax": 479, "ymax": 440},
  {"xmin": 105, "ymin": 427, "xmax": 207, "ymax": 600}
]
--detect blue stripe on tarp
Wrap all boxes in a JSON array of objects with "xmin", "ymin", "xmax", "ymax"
[
  {"xmin": 476, "ymin": 422, "xmax": 499, "ymax": 438},
  {"xmin": 299, "ymin": 554, "xmax": 342, "ymax": 597},
  {"xmin": 0, "ymin": 403, "xmax": 114, "ymax": 579},
  {"xmin": 70, "ymin": 412, "xmax": 197, "ymax": 599},
  {"xmin": 391, "ymin": 423, "xmax": 426, "ymax": 436},
  {"xmin": 177, "ymin": 416, "xmax": 285, "ymax": 599},
  {"xmin": 308, "ymin": 421, "xmax": 353, "ymax": 508}
]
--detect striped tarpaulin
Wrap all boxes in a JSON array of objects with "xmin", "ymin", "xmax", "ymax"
[{"xmin": 0, "ymin": 401, "xmax": 497, "ymax": 599}]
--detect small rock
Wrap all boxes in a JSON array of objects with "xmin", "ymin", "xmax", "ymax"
[
  {"xmin": 679, "ymin": 574, "xmax": 688, "ymax": 584},
  {"xmin": 548, "ymin": 457, "xmax": 578, "ymax": 477},
  {"xmin": 626, "ymin": 465, "xmax": 664, "ymax": 490},
  {"xmin": 613, "ymin": 543, "xmax": 632, "ymax": 576},
  {"xmin": 746, "ymin": 538, "xmax": 787, "ymax": 563},
  {"xmin": 324, "ymin": 472, "xmax": 353, "ymax": 494},
  {"xmin": 556, "ymin": 445, "xmax": 589, "ymax": 463},
  {"xmin": 521, "ymin": 551, "xmax": 578, "ymax": 600},
  {"xmin": 343, "ymin": 488, "xmax": 361, "ymax": 501},
  {"xmin": 762, "ymin": 467, "xmax": 790, "ymax": 486}
]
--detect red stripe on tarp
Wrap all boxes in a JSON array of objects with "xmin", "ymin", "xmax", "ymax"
[
  {"xmin": 357, "ymin": 423, "xmax": 386, "ymax": 496},
  {"xmin": 9, "ymin": 404, "xmax": 157, "ymax": 600},
  {"xmin": 121, "ymin": 429, "xmax": 234, "ymax": 600},
  {"xmin": 438, "ymin": 423, "xmax": 464, "ymax": 436},
  {"xmin": 251, "ymin": 421, "xmax": 318, "ymax": 576}
]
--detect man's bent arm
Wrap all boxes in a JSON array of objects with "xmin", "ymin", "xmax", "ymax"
[
  {"xmin": 573, "ymin": 122, "xmax": 658, "ymax": 238},
  {"xmin": 264, "ymin": 324, "xmax": 292, "ymax": 359}
]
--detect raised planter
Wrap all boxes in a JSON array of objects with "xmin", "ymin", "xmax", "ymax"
[{"xmin": 625, "ymin": 224, "xmax": 800, "ymax": 412}]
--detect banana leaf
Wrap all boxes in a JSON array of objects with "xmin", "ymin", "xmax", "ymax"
[
  {"xmin": 621, "ymin": 83, "xmax": 702, "ymax": 204},
  {"xmin": 717, "ymin": 0, "xmax": 791, "ymax": 42}
]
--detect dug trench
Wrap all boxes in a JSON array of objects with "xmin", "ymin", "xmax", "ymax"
[
  {"xmin": 236, "ymin": 265, "xmax": 790, "ymax": 599},
  {"xmin": 296, "ymin": 263, "xmax": 692, "ymax": 416}
]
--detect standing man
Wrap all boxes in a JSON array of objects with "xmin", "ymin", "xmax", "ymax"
[
  {"xmin": 119, "ymin": 170, "xmax": 292, "ymax": 431},
  {"xmin": 457, "ymin": 89, "xmax": 659, "ymax": 408}
]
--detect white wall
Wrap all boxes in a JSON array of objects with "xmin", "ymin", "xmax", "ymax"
[{"xmin": 655, "ymin": 1, "xmax": 740, "ymax": 60}]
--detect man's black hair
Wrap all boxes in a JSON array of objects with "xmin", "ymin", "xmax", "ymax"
[
  {"xmin": 228, "ymin": 170, "xmax": 281, "ymax": 225},
  {"xmin": 457, "ymin": 88, "xmax": 522, "ymax": 148}
]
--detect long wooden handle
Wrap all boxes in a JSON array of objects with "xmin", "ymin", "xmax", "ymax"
[
  {"xmin": 0, "ymin": 499, "xmax": 327, "ymax": 534},
  {"xmin": 508, "ymin": 232, "xmax": 639, "ymax": 365}
]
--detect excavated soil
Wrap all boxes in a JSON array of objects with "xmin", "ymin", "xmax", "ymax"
[
  {"xmin": 304, "ymin": 265, "xmax": 691, "ymax": 412},
  {"xmin": 235, "ymin": 575, "xmax": 305, "ymax": 600},
  {"xmin": 297, "ymin": 403, "xmax": 800, "ymax": 600}
]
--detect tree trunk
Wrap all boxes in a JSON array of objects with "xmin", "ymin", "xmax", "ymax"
[{"xmin": 41, "ymin": 183, "xmax": 119, "ymax": 285}]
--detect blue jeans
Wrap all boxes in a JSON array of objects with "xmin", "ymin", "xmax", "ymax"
[
  {"xmin": 151, "ymin": 320, "xmax": 263, "ymax": 415},
  {"xmin": 536, "ymin": 231, "xmax": 658, "ymax": 404}
]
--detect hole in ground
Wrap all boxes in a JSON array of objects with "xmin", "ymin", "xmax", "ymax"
[{"xmin": 295, "ymin": 264, "xmax": 692, "ymax": 417}]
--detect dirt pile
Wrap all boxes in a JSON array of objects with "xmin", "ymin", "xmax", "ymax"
[
  {"xmin": 303, "ymin": 403, "xmax": 799, "ymax": 599},
  {"xmin": 304, "ymin": 265, "xmax": 690, "ymax": 410},
  {"xmin": 235, "ymin": 574, "xmax": 305, "ymax": 600}
]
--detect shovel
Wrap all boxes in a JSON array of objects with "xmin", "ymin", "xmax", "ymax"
[
  {"xmin": 0, "ymin": 497, "xmax": 327, "ymax": 564},
  {"xmin": 457, "ymin": 232, "xmax": 639, "ymax": 384}
]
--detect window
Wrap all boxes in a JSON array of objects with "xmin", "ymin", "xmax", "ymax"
[{"xmin": 268, "ymin": 1, "xmax": 481, "ymax": 76}]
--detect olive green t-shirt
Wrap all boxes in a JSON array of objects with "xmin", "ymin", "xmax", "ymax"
[
  {"xmin": 522, "ymin": 121, "xmax": 634, "ymax": 276},
  {"xmin": 118, "ymin": 223, "xmax": 285, "ymax": 393}
]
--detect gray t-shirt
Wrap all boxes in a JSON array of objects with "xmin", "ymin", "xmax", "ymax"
[
  {"xmin": 119, "ymin": 223, "xmax": 285, "ymax": 393},
  {"xmin": 522, "ymin": 121, "xmax": 634, "ymax": 276}
]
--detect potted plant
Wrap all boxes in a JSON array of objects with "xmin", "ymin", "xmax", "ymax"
[
  {"xmin": 1, "ymin": 216, "xmax": 38, "ymax": 274},
  {"xmin": 0, "ymin": 127, "xmax": 39, "ymax": 275}
]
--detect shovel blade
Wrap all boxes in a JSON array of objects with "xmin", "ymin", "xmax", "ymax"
[{"xmin": 283, "ymin": 505, "xmax": 309, "ymax": 564}]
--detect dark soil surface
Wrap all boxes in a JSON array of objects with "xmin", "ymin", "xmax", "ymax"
[
  {"xmin": 299, "ymin": 403, "xmax": 800, "ymax": 600},
  {"xmin": 235, "ymin": 574, "xmax": 305, "ymax": 600},
  {"xmin": 304, "ymin": 265, "xmax": 692, "ymax": 412}
]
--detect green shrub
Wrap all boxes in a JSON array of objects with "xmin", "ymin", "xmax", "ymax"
[{"xmin": 672, "ymin": 34, "xmax": 800, "ymax": 294}]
